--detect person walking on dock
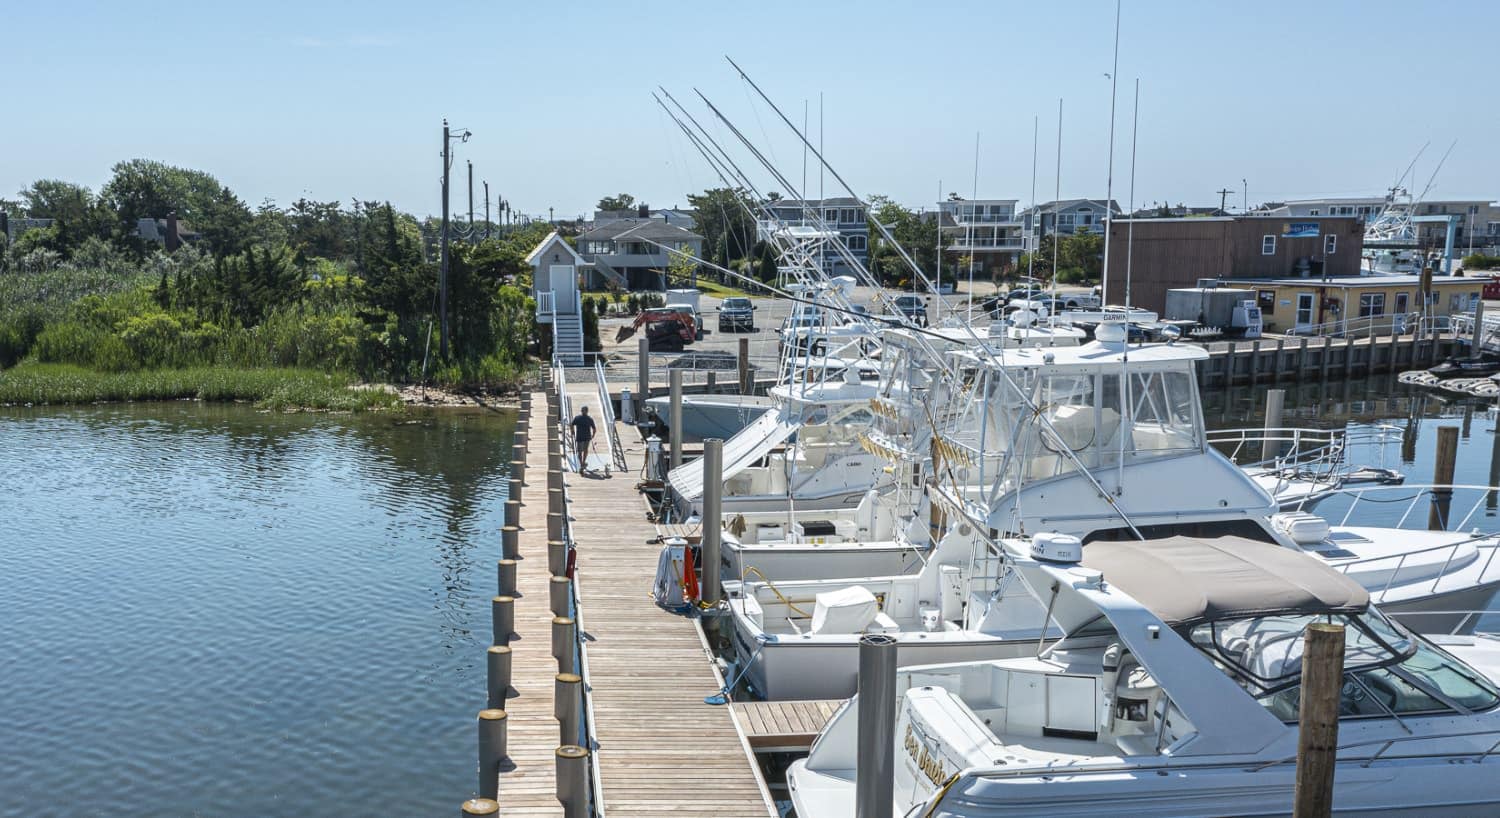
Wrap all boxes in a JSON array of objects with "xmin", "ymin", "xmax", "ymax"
[{"xmin": 570, "ymin": 406, "xmax": 597, "ymax": 473}]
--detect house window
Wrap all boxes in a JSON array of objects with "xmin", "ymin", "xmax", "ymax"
[
  {"xmin": 840, "ymin": 208, "xmax": 858, "ymax": 224},
  {"xmin": 1310, "ymin": 209, "xmax": 1320, "ymax": 216},
  {"xmin": 1262, "ymin": 235, "xmax": 1276, "ymax": 255},
  {"xmin": 1395, "ymin": 292, "xmax": 1409, "ymax": 314},
  {"xmin": 1058, "ymin": 214, "xmax": 1076, "ymax": 227},
  {"xmin": 825, "ymin": 209, "xmax": 838, "ymax": 222},
  {"xmin": 1325, "ymin": 234, "xmax": 1337, "ymax": 254},
  {"xmin": 1358, "ymin": 293, "xmax": 1386, "ymax": 318},
  {"xmin": 844, "ymin": 235, "xmax": 867, "ymax": 251}
]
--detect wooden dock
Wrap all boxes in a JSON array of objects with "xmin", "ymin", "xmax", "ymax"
[
  {"xmin": 496, "ymin": 387, "xmax": 776, "ymax": 817},
  {"xmin": 734, "ymin": 700, "xmax": 843, "ymax": 753}
]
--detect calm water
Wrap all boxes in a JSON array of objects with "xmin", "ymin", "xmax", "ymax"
[{"xmin": 0, "ymin": 403, "xmax": 514, "ymax": 817}]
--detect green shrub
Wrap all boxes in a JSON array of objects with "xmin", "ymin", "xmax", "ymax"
[{"xmin": 1463, "ymin": 253, "xmax": 1500, "ymax": 270}]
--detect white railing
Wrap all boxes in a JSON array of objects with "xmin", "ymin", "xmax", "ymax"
[
  {"xmin": 536, "ymin": 290, "xmax": 556, "ymax": 321},
  {"xmin": 1306, "ymin": 483, "xmax": 1500, "ymax": 601},
  {"xmin": 595, "ymin": 358, "xmax": 628, "ymax": 472},
  {"xmin": 553, "ymin": 360, "xmax": 576, "ymax": 471}
]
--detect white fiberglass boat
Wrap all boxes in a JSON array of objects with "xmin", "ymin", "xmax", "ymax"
[{"xmin": 790, "ymin": 536, "xmax": 1500, "ymax": 817}]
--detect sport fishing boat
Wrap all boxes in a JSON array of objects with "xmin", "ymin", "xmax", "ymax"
[
  {"xmin": 789, "ymin": 535, "xmax": 1500, "ymax": 817},
  {"xmin": 723, "ymin": 331, "xmax": 1500, "ymax": 699}
]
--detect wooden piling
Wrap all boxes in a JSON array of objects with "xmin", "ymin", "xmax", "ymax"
[
  {"xmin": 669, "ymin": 369, "xmax": 684, "ymax": 469},
  {"xmin": 1273, "ymin": 338, "xmax": 1286, "ymax": 382},
  {"xmin": 501, "ymin": 526, "xmax": 520, "ymax": 561},
  {"xmin": 555, "ymin": 672, "xmax": 583, "ymax": 747},
  {"xmin": 701, "ymin": 438, "xmax": 724, "ymax": 606},
  {"xmin": 504, "ymin": 499, "xmax": 521, "ymax": 529},
  {"xmin": 506, "ymin": 476, "xmax": 523, "ymax": 503},
  {"xmin": 497, "ymin": 558, "xmax": 517, "ymax": 597},
  {"xmin": 1226, "ymin": 342, "xmax": 1238, "ymax": 384},
  {"xmin": 552, "ymin": 615, "xmax": 577, "ymax": 674},
  {"xmin": 1429, "ymin": 426, "xmax": 1459, "ymax": 530},
  {"xmin": 461, "ymin": 798, "xmax": 499, "ymax": 815},
  {"xmin": 1320, "ymin": 338, "xmax": 1332, "ymax": 380},
  {"xmin": 549, "ymin": 575, "xmax": 571, "ymax": 617},
  {"xmin": 477, "ymin": 709, "xmax": 509, "ymax": 800},
  {"xmin": 637, "ymin": 336, "xmax": 650, "ymax": 413},
  {"xmin": 1249, "ymin": 340, "xmax": 1261, "ymax": 386},
  {"xmin": 548, "ymin": 540, "xmax": 568, "ymax": 578},
  {"xmin": 738, "ymin": 337, "xmax": 751, "ymax": 394},
  {"xmin": 555, "ymin": 745, "xmax": 589, "ymax": 818},
  {"xmin": 491, "ymin": 596, "xmax": 514, "ymax": 646},
  {"xmin": 1296, "ymin": 337, "xmax": 1309, "ymax": 382},
  {"xmin": 487, "ymin": 645, "xmax": 512, "ymax": 709},
  {"xmin": 546, "ymin": 511, "xmax": 564, "ymax": 542},
  {"xmin": 1292, "ymin": 622, "xmax": 1345, "ymax": 818}
]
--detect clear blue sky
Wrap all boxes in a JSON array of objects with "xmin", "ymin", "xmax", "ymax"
[{"xmin": 4, "ymin": 1, "xmax": 1497, "ymax": 220}]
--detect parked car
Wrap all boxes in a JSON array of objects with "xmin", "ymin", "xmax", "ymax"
[
  {"xmin": 665, "ymin": 302, "xmax": 704, "ymax": 339},
  {"xmin": 892, "ymin": 294, "xmax": 928, "ymax": 327},
  {"xmin": 716, "ymin": 297, "xmax": 755, "ymax": 332}
]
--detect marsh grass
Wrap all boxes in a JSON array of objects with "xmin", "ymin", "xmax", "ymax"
[{"xmin": 0, "ymin": 363, "xmax": 401, "ymax": 412}]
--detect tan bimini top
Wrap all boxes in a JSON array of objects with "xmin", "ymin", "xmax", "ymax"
[{"xmin": 1082, "ymin": 535, "xmax": 1370, "ymax": 626}]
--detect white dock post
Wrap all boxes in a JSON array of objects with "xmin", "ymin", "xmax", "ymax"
[
  {"xmin": 486, "ymin": 645, "xmax": 512, "ymax": 709},
  {"xmin": 477, "ymin": 708, "xmax": 508, "ymax": 799},
  {"xmin": 856, "ymin": 634, "xmax": 897, "ymax": 818},
  {"xmin": 1473, "ymin": 299, "xmax": 1487, "ymax": 359},
  {"xmin": 701, "ymin": 438, "xmax": 724, "ymax": 606},
  {"xmin": 555, "ymin": 671, "xmax": 583, "ymax": 746},
  {"xmin": 555, "ymin": 745, "xmax": 590, "ymax": 818},
  {"xmin": 669, "ymin": 369, "xmax": 683, "ymax": 469}
]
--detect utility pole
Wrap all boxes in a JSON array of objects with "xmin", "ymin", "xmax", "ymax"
[
  {"xmin": 1217, "ymin": 188, "xmax": 1232, "ymax": 213},
  {"xmin": 467, "ymin": 160, "xmax": 474, "ymax": 225},
  {"xmin": 1242, "ymin": 178, "xmax": 1248, "ymax": 213},
  {"xmin": 484, "ymin": 181, "xmax": 491, "ymax": 239},
  {"xmin": 441, "ymin": 120, "xmax": 451, "ymax": 360}
]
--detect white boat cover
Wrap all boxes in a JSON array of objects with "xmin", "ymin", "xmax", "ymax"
[
  {"xmin": 667, "ymin": 408, "xmax": 798, "ymax": 504},
  {"xmin": 810, "ymin": 586, "xmax": 878, "ymax": 634}
]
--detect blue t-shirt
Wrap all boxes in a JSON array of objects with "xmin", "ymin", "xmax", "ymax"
[{"xmin": 570, "ymin": 414, "xmax": 596, "ymax": 441}]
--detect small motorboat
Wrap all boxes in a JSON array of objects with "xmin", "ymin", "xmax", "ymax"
[{"xmin": 1427, "ymin": 354, "xmax": 1500, "ymax": 379}]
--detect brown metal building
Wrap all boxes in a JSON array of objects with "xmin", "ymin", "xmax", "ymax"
[{"xmin": 1102, "ymin": 216, "xmax": 1365, "ymax": 313}]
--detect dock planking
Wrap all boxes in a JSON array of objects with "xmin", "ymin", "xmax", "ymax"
[
  {"xmin": 734, "ymin": 700, "xmax": 843, "ymax": 753},
  {"xmin": 489, "ymin": 401, "xmax": 567, "ymax": 814},
  {"xmin": 500, "ymin": 386, "xmax": 775, "ymax": 817}
]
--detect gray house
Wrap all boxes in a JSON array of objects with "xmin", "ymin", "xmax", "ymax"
[
  {"xmin": 757, "ymin": 197, "xmax": 868, "ymax": 276},
  {"xmin": 575, "ymin": 217, "xmax": 704, "ymax": 291},
  {"xmin": 1018, "ymin": 198, "xmax": 1121, "ymax": 251}
]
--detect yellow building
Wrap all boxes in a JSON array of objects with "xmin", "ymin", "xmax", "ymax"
[{"xmin": 1223, "ymin": 274, "xmax": 1485, "ymax": 336}]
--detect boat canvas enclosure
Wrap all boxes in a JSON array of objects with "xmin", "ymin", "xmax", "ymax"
[
  {"xmin": 667, "ymin": 408, "xmax": 798, "ymax": 510},
  {"xmin": 1082, "ymin": 536, "xmax": 1370, "ymax": 625}
]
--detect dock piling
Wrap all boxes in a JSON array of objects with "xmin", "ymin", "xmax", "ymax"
[
  {"xmin": 548, "ymin": 487, "xmax": 565, "ymax": 516},
  {"xmin": 855, "ymin": 634, "xmax": 897, "ymax": 818},
  {"xmin": 1429, "ymin": 426, "xmax": 1459, "ymax": 530},
  {"xmin": 555, "ymin": 745, "xmax": 590, "ymax": 818},
  {"xmin": 501, "ymin": 526, "xmax": 520, "ymax": 560},
  {"xmin": 506, "ymin": 476, "xmax": 523, "ymax": 504},
  {"xmin": 497, "ymin": 558, "xmax": 517, "ymax": 597},
  {"xmin": 1264, "ymin": 389, "xmax": 1286, "ymax": 459},
  {"xmin": 549, "ymin": 575, "xmax": 571, "ymax": 617},
  {"xmin": 491, "ymin": 595, "xmax": 515, "ymax": 646},
  {"xmin": 555, "ymin": 672, "xmax": 583, "ymax": 746},
  {"xmin": 637, "ymin": 336, "xmax": 650, "ymax": 415},
  {"xmin": 461, "ymin": 798, "xmax": 500, "ymax": 815},
  {"xmin": 738, "ymin": 337, "xmax": 751, "ymax": 394},
  {"xmin": 669, "ymin": 369, "xmax": 683, "ymax": 469},
  {"xmin": 546, "ymin": 511, "xmax": 565, "ymax": 542},
  {"xmin": 701, "ymin": 438, "xmax": 724, "ymax": 606},
  {"xmin": 1292, "ymin": 622, "xmax": 1345, "ymax": 818},
  {"xmin": 503, "ymin": 499, "xmax": 521, "ymax": 530},
  {"xmin": 477, "ymin": 708, "xmax": 508, "ymax": 800},
  {"xmin": 486, "ymin": 645, "xmax": 512, "ymax": 708},
  {"xmin": 552, "ymin": 615, "xmax": 577, "ymax": 674},
  {"xmin": 548, "ymin": 540, "xmax": 568, "ymax": 578}
]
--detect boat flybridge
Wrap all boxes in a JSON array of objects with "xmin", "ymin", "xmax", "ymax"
[
  {"xmin": 789, "ymin": 535, "xmax": 1500, "ymax": 817},
  {"xmin": 723, "ymin": 332, "xmax": 1500, "ymax": 698}
]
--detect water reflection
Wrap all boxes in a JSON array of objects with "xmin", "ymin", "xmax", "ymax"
[{"xmin": 0, "ymin": 403, "xmax": 515, "ymax": 817}]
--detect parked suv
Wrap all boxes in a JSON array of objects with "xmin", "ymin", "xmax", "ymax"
[
  {"xmin": 893, "ymin": 294, "xmax": 928, "ymax": 327},
  {"xmin": 717, "ymin": 297, "xmax": 755, "ymax": 332}
]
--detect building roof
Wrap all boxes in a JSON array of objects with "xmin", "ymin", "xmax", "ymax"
[
  {"xmin": 1082, "ymin": 536, "xmax": 1369, "ymax": 626},
  {"xmin": 1224, "ymin": 274, "xmax": 1483, "ymax": 288},
  {"xmin": 524, "ymin": 231, "xmax": 586, "ymax": 266},
  {"xmin": 1113, "ymin": 214, "xmax": 1363, "ymax": 224},
  {"xmin": 1020, "ymin": 198, "xmax": 1122, "ymax": 214},
  {"xmin": 577, "ymin": 218, "xmax": 703, "ymax": 242},
  {"xmin": 765, "ymin": 196, "xmax": 863, "ymax": 208}
]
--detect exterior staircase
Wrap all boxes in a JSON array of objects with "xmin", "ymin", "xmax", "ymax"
[
  {"xmin": 589, "ymin": 257, "xmax": 629, "ymax": 289},
  {"xmin": 552, "ymin": 308, "xmax": 585, "ymax": 367}
]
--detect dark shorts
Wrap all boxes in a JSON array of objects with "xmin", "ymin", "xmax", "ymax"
[{"xmin": 575, "ymin": 436, "xmax": 592, "ymax": 449}]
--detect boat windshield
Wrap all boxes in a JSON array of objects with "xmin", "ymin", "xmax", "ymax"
[{"xmin": 1186, "ymin": 610, "xmax": 1500, "ymax": 720}]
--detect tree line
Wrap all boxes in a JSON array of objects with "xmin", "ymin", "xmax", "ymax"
[{"xmin": 1, "ymin": 159, "xmax": 548, "ymax": 388}]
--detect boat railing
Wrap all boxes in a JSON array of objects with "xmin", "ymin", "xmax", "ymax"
[
  {"xmin": 1311, "ymin": 483, "xmax": 1500, "ymax": 599},
  {"xmin": 1208, "ymin": 426, "xmax": 1346, "ymax": 473},
  {"xmin": 1385, "ymin": 609, "xmax": 1500, "ymax": 636}
]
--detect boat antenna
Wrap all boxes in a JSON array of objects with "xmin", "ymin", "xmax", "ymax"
[
  {"xmin": 935, "ymin": 179, "xmax": 943, "ymax": 322},
  {"xmin": 1118, "ymin": 77, "xmax": 1140, "ymax": 495},
  {"xmin": 1099, "ymin": 0, "xmax": 1121, "ymax": 305},
  {"xmin": 1028, "ymin": 114, "xmax": 1038, "ymax": 297},
  {"xmin": 969, "ymin": 131, "xmax": 980, "ymax": 322},
  {"xmin": 1051, "ymin": 99, "xmax": 1061, "ymax": 307}
]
